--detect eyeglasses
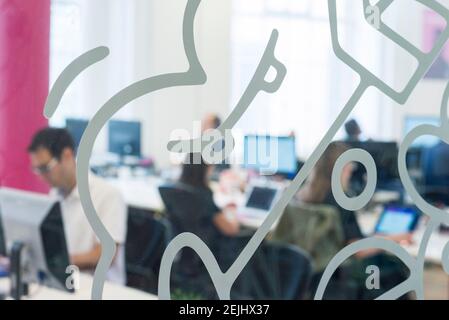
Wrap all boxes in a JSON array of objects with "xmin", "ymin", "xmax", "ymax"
[{"xmin": 32, "ymin": 158, "xmax": 58, "ymax": 175}]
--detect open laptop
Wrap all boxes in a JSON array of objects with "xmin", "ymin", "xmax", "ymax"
[
  {"xmin": 237, "ymin": 181, "xmax": 284, "ymax": 222},
  {"xmin": 374, "ymin": 206, "xmax": 421, "ymax": 235}
]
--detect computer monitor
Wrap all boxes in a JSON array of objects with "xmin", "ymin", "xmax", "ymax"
[
  {"xmin": 406, "ymin": 146, "xmax": 424, "ymax": 172},
  {"xmin": 108, "ymin": 120, "xmax": 142, "ymax": 158},
  {"xmin": 403, "ymin": 116, "xmax": 440, "ymax": 147},
  {"xmin": 65, "ymin": 118, "xmax": 88, "ymax": 151},
  {"xmin": 245, "ymin": 186, "xmax": 278, "ymax": 211},
  {"xmin": 345, "ymin": 141, "xmax": 399, "ymax": 189},
  {"xmin": 0, "ymin": 188, "xmax": 74, "ymax": 297},
  {"xmin": 243, "ymin": 135, "xmax": 297, "ymax": 177},
  {"xmin": 420, "ymin": 140, "xmax": 449, "ymax": 205}
]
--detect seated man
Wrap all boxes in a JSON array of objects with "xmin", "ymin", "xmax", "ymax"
[{"xmin": 28, "ymin": 128, "xmax": 127, "ymax": 285}]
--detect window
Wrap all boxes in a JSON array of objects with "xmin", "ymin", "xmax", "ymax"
[
  {"xmin": 231, "ymin": 0, "xmax": 391, "ymax": 158},
  {"xmin": 49, "ymin": 0, "xmax": 135, "ymax": 129},
  {"xmin": 49, "ymin": 0, "xmax": 83, "ymax": 127}
]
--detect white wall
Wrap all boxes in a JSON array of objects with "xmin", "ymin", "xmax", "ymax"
[
  {"xmin": 73, "ymin": 0, "xmax": 448, "ymax": 167},
  {"xmin": 388, "ymin": 0, "xmax": 449, "ymax": 141},
  {"xmin": 52, "ymin": 0, "xmax": 232, "ymax": 168},
  {"xmin": 124, "ymin": 0, "xmax": 232, "ymax": 168},
  {"xmin": 50, "ymin": 0, "xmax": 137, "ymax": 155}
]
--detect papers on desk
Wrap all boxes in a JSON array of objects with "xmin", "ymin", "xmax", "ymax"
[{"xmin": 107, "ymin": 176, "xmax": 165, "ymax": 211}]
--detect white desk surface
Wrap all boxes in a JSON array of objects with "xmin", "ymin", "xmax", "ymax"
[
  {"xmin": 0, "ymin": 273, "xmax": 158, "ymax": 300},
  {"xmin": 109, "ymin": 175, "xmax": 274, "ymax": 231},
  {"xmin": 108, "ymin": 175, "xmax": 449, "ymax": 263},
  {"xmin": 107, "ymin": 176, "xmax": 165, "ymax": 212},
  {"xmin": 108, "ymin": 175, "xmax": 248, "ymax": 213}
]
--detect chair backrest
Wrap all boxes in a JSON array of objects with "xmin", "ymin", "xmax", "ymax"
[
  {"xmin": 158, "ymin": 183, "xmax": 219, "ymax": 241},
  {"xmin": 231, "ymin": 241, "xmax": 312, "ymax": 300},
  {"xmin": 158, "ymin": 183, "xmax": 219, "ymax": 276},
  {"xmin": 125, "ymin": 206, "xmax": 169, "ymax": 294},
  {"xmin": 271, "ymin": 201, "xmax": 345, "ymax": 273}
]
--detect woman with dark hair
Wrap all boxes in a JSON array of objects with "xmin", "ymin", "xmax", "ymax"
[
  {"xmin": 298, "ymin": 142, "xmax": 411, "ymax": 246},
  {"xmin": 297, "ymin": 142, "xmax": 413, "ymax": 299},
  {"xmin": 298, "ymin": 142, "xmax": 364, "ymax": 243},
  {"xmin": 179, "ymin": 153, "xmax": 240, "ymax": 237},
  {"xmin": 159, "ymin": 153, "xmax": 240, "ymax": 298}
]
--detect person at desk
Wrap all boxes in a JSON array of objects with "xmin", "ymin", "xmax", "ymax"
[
  {"xmin": 344, "ymin": 119, "xmax": 362, "ymax": 142},
  {"xmin": 161, "ymin": 153, "xmax": 240, "ymax": 297},
  {"xmin": 297, "ymin": 141, "xmax": 412, "ymax": 299},
  {"xmin": 201, "ymin": 113, "xmax": 231, "ymax": 174},
  {"xmin": 179, "ymin": 153, "xmax": 240, "ymax": 238},
  {"xmin": 298, "ymin": 142, "xmax": 411, "ymax": 244},
  {"xmin": 201, "ymin": 113, "xmax": 222, "ymax": 133},
  {"xmin": 27, "ymin": 128, "xmax": 127, "ymax": 285}
]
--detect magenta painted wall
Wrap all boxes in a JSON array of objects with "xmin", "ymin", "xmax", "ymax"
[{"xmin": 0, "ymin": 0, "xmax": 50, "ymax": 193}]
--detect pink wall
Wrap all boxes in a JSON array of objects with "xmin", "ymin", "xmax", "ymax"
[{"xmin": 0, "ymin": 0, "xmax": 50, "ymax": 193}]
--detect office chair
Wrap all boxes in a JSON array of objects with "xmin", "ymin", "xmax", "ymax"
[
  {"xmin": 231, "ymin": 241, "xmax": 312, "ymax": 300},
  {"xmin": 125, "ymin": 206, "xmax": 170, "ymax": 294},
  {"xmin": 271, "ymin": 201, "xmax": 360, "ymax": 299},
  {"xmin": 272, "ymin": 201, "xmax": 412, "ymax": 300},
  {"xmin": 159, "ymin": 183, "xmax": 235, "ymax": 299},
  {"xmin": 159, "ymin": 184, "xmax": 313, "ymax": 300}
]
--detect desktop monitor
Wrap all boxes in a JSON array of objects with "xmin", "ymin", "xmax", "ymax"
[
  {"xmin": 403, "ymin": 116, "xmax": 440, "ymax": 147},
  {"xmin": 244, "ymin": 135, "xmax": 297, "ymax": 177},
  {"xmin": 420, "ymin": 140, "xmax": 449, "ymax": 205},
  {"xmin": 0, "ymin": 188, "xmax": 74, "ymax": 295},
  {"xmin": 66, "ymin": 118, "xmax": 88, "ymax": 151},
  {"xmin": 406, "ymin": 146, "xmax": 424, "ymax": 172},
  {"xmin": 108, "ymin": 120, "xmax": 142, "ymax": 158}
]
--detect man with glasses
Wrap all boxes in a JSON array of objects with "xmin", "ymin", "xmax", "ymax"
[{"xmin": 27, "ymin": 128, "xmax": 127, "ymax": 285}]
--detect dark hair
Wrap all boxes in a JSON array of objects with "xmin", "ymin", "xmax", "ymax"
[
  {"xmin": 298, "ymin": 142, "xmax": 350, "ymax": 203},
  {"xmin": 344, "ymin": 119, "xmax": 361, "ymax": 136},
  {"xmin": 28, "ymin": 127, "xmax": 75, "ymax": 159},
  {"xmin": 180, "ymin": 153, "xmax": 210, "ymax": 189},
  {"xmin": 212, "ymin": 115, "xmax": 221, "ymax": 129}
]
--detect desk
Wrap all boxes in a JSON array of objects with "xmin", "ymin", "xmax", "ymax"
[
  {"xmin": 108, "ymin": 175, "xmax": 258, "ymax": 227},
  {"xmin": 107, "ymin": 176, "xmax": 165, "ymax": 212},
  {"xmin": 0, "ymin": 273, "xmax": 157, "ymax": 300},
  {"xmin": 109, "ymin": 175, "xmax": 406, "ymax": 232}
]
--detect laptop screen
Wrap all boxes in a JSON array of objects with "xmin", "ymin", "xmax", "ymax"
[
  {"xmin": 375, "ymin": 207, "xmax": 420, "ymax": 235},
  {"xmin": 246, "ymin": 187, "xmax": 277, "ymax": 210}
]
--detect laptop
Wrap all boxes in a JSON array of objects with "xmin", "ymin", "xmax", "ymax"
[
  {"xmin": 374, "ymin": 206, "xmax": 421, "ymax": 235},
  {"xmin": 237, "ymin": 182, "xmax": 284, "ymax": 220}
]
